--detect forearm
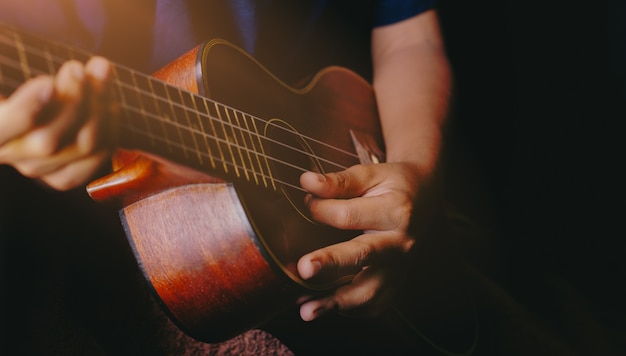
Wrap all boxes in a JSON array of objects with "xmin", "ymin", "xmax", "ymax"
[{"xmin": 371, "ymin": 10, "xmax": 451, "ymax": 177}]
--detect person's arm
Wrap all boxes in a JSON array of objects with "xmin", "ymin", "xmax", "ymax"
[
  {"xmin": 297, "ymin": 9, "xmax": 451, "ymax": 321},
  {"xmin": 0, "ymin": 57, "xmax": 112, "ymax": 190},
  {"xmin": 373, "ymin": 9, "xmax": 450, "ymax": 179}
]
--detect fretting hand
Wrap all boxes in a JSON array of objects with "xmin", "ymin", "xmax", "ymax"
[{"xmin": 0, "ymin": 57, "xmax": 112, "ymax": 190}]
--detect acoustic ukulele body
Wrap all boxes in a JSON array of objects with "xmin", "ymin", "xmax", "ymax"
[{"xmin": 88, "ymin": 39, "xmax": 383, "ymax": 342}]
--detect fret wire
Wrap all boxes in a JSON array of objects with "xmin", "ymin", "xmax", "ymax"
[
  {"xmin": 24, "ymin": 40, "xmax": 50, "ymax": 76},
  {"xmin": 164, "ymin": 85, "xmax": 189, "ymax": 159},
  {"xmin": 43, "ymin": 48, "xmax": 55, "ymax": 75},
  {"xmin": 0, "ymin": 44, "xmax": 21, "ymax": 87},
  {"xmin": 218, "ymin": 104, "xmax": 354, "ymax": 170},
  {"xmin": 0, "ymin": 26, "xmax": 330, "ymax": 190},
  {"xmin": 236, "ymin": 111, "xmax": 262, "ymax": 186},
  {"xmin": 0, "ymin": 28, "xmax": 362, "ymax": 179},
  {"xmin": 122, "ymin": 121, "xmax": 306, "ymax": 193},
  {"xmin": 203, "ymin": 97, "xmax": 229, "ymax": 174},
  {"xmin": 120, "ymin": 101, "xmax": 319, "ymax": 179},
  {"xmin": 129, "ymin": 70, "xmax": 157, "ymax": 147},
  {"xmin": 0, "ymin": 46, "xmax": 351, "ymax": 175},
  {"xmin": 190, "ymin": 93, "xmax": 217, "ymax": 169},
  {"xmin": 214, "ymin": 102, "xmax": 241, "ymax": 178},
  {"xmin": 150, "ymin": 79, "xmax": 177, "ymax": 153},
  {"xmin": 241, "ymin": 112, "xmax": 268, "ymax": 187},
  {"xmin": 0, "ymin": 59, "xmax": 346, "ymax": 194},
  {"xmin": 244, "ymin": 113, "xmax": 286, "ymax": 190},
  {"xmin": 179, "ymin": 90, "xmax": 205, "ymax": 166},
  {"xmin": 111, "ymin": 79, "xmax": 346, "ymax": 184},
  {"xmin": 12, "ymin": 32, "xmax": 31, "ymax": 80},
  {"xmin": 224, "ymin": 106, "xmax": 251, "ymax": 182},
  {"xmin": 0, "ymin": 31, "xmax": 359, "ymax": 167},
  {"xmin": 111, "ymin": 66, "xmax": 139, "ymax": 142},
  {"xmin": 0, "ymin": 43, "xmax": 42, "ymax": 81},
  {"xmin": 165, "ymin": 86, "xmax": 189, "ymax": 158},
  {"xmin": 138, "ymin": 74, "xmax": 160, "ymax": 138},
  {"xmin": 219, "ymin": 100, "xmax": 358, "ymax": 164},
  {"xmin": 249, "ymin": 112, "xmax": 278, "ymax": 190},
  {"xmin": 0, "ymin": 37, "xmax": 17, "ymax": 95},
  {"xmin": 123, "ymin": 77, "xmax": 351, "ymax": 171}
]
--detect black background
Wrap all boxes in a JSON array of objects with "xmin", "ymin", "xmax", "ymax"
[{"xmin": 1, "ymin": 0, "xmax": 625, "ymax": 354}]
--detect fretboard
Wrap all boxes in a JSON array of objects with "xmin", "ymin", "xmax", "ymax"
[{"xmin": 0, "ymin": 23, "xmax": 347, "ymax": 193}]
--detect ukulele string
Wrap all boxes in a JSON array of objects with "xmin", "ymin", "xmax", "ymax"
[
  {"xmin": 121, "ymin": 119, "xmax": 308, "ymax": 192},
  {"xmin": 0, "ymin": 42, "xmax": 308, "ymax": 192},
  {"xmin": 109, "ymin": 70, "xmax": 358, "ymax": 191},
  {"xmin": 113, "ymin": 77, "xmax": 353, "ymax": 172},
  {"xmin": 0, "ymin": 31, "xmax": 364, "ymax": 185}
]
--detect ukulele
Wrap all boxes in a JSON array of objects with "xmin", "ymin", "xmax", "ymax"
[{"xmin": 0, "ymin": 23, "xmax": 385, "ymax": 342}]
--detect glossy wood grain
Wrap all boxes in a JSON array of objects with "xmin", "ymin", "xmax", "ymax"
[
  {"xmin": 0, "ymin": 24, "xmax": 383, "ymax": 343},
  {"xmin": 87, "ymin": 40, "xmax": 382, "ymax": 342}
]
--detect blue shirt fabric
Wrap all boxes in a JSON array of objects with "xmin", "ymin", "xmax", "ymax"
[
  {"xmin": 0, "ymin": 0, "xmax": 435, "ymax": 79},
  {"xmin": 373, "ymin": 0, "xmax": 437, "ymax": 26}
]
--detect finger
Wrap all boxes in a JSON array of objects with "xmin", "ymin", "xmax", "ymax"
[
  {"xmin": 297, "ymin": 236, "xmax": 372, "ymax": 281},
  {"xmin": 15, "ymin": 58, "xmax": 113, "ymax": 177},
  {"xmin": 41, "ymin": 60, "xmax": 89, "ymax": 146},
  {"xmin": 300, "ymin": 266, "xmax": 396, "ymax": 321},
  {"xmin": 300, "ymin": 296, "xmax": 336, "ymax": 321},
  {"xmin": 9, "ymin": 118, "xmax": 105, "ymax": 178},
  {"xmin": 0, "ymin": 76, "xmax": 55, "ymax": 147},
  {"xmin": 300, "ymin": 164, "xmax": 380, "ymax": 199},
  {"xmin": 85, "ymin": 56, "xmax": 111, "ymax": 92},
  {"xmin": 0, "ymin": 61, "xmax": 87, "ymax": 162},
  {"xmin": 297, "ymin": 232, "xmax": 412, "ymax": 281},
  {"xmin": 84, "ymin": 56, "xmax": 114, "ymax": 149},
  {"xmin": 37, "ymin": 150, "xmax": 109, "ymax": 191},
  {"xmin": 306, "ymin": 191, "xmax": 412, "ymax": 231}
]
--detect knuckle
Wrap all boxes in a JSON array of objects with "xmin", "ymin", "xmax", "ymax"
[
  {"xmin": 76, "ymin": 129, "xmax": 98, "ymax": 155},
  {"xmin": 60, "ymin": 59, "xmax": 84, "ymax": 73},
  {"xmin": 390, "ymin": 194, "xmax": 413, "ymax": 229},
  {"xmin": 57, "ymin": 61, "xmax": 86, "ymax": 96},
  {"xmin": 356, "ymin": 243, "xmax": 374, "ymax": 266},
  {"xmin": 349, "ymin": 240, "xmax": 374, "ymax": 267},
  {"xmin": 401, "ymin": 237, "xmax": 417, "ymax": 254},
  {"xmin": 325, "ymin": 171, "xmax": 348, "ymax": 195},
  {"xmin": 14, "ymin": 163, "xmax": 41, "ymax": 178},
  {"xmin": 30, "ymin": 135, "xmax": 61, "ymax": 157},
  {"xmin": 48, "ymin": 179, "xmax": 76, "ymax": 191},
  {"xmin": 334, "ymin": 207, "xmax": 357, "ymax": 229},
  {"xmin": 335, "ymin": 287, "xmax": 375, "ymax": 313},
  {"xmin": 42, "ymin": 172, "xmax": 80, "ymax": 191},
  {"xmin": 334, "ymin": 171, "xmax": 347, "ymax": 189}
]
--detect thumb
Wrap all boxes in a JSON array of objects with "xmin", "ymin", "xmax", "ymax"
[{"xmin": 300, "ymin": 165, "xmax": 375, "ymax": 199}]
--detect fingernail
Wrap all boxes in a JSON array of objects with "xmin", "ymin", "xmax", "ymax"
[
  {"xmin": 300, "ymin": 259, "xmax": 321, "ymax": 280},
  {"xmin": 311, "ymin": 306, "xmax": 328, "ymax": 320},
  {"xmin": 301, "ymin": 302, "xmax": 327, "ymax": 322},
  {"xmin": 309, "ymin": 260, "xmax": 321, "ymax": 278},
  {"xmin": 88, "ymin": 57, "xmax": 110, "ymax": 81}
]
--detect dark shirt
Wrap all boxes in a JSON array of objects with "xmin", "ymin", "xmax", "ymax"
[{"xmin": 0, "ymin": 0, "xmax": 434, "ymax": 80}]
